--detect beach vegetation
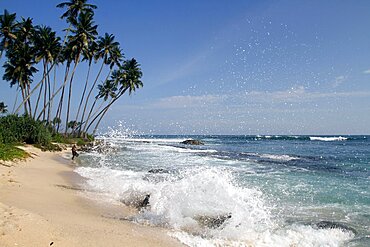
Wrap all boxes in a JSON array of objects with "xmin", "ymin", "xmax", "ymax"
[
  {"xmin": 0, "ymin": 0, "xmax": 143, "ymax": 139},
  {"xmin": 0, "ymin": 102, "xmax": 7, "ymax": 114},
  {"xmin": 0, "ymin": 143, "xmax": 29, "ymax": 161}
]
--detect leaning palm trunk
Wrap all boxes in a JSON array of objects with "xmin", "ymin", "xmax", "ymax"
[
  {"xmin": 12, "ymin": 87, "xmax": 20, "ymax": 113},
  {"xmin": 46, "ymin": 64, "xmax": 52, "ymax": 123},
  {"xmin": 74, "ymin": 60, "xmax": 92, "ymax": 128},
  {"xmin": 54, "ymin": 64, "xmax": 70, "ymax": 124},
  {"xmin": 14, "ymin": 26, "xmax": 72, "ymax": 115},
  {"xmin": 78, "ymin": 61, "xmax": 105, "ymax": 135},
  {"xmin": 20, "ymin": 87, "xmax": 28, "ymax": 115},
  {"xmin": 42, "ymin": 66, "xmax": 48, "ymax": 121},
  {"xmin": 85, "ymin": 88, "xmax": 128, "ymax": 134},
  {"xmin": 36, "ymin": 63, "xmax": 72, "ymax": 121},
  {"xmin": 49, "ymin": 65, "xmax": 58, "ymax": 123},
  {"xmin": 92, "ymin": 104, "xmax": 110, "ymax": 136},
  {"xmin": 34, "ymin": 60, "xmax": 47, "ymax": 117},
  {"xmin": 33, "ymin": 77, "xmax": 44, "ymax": 117},
  {"xmin": 64, "ymin": 55, "xmax": 80, "ymax": 135},
  {"xmin": 26, "ymin": 83, "xmax": 33, "ymax": 118},
  {"xmin": 80, "ymin": 97, "xmax": 98, "ymax": 135}
]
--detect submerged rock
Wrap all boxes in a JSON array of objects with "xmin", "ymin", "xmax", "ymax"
[
  {"xmin": 194, "ymin": 213, "xmax": 232, "ymax": 228},
  {"xmin": 181, "ymin": 139, "xmax": 204, "ymax": 145},
  {"xmin": 140, "ymin": 194, "xmax": 150, "ymax": 208},
  {"xmin": 316, "ymin": 221, "xmax": 357, "ymax": 234},
  {"xmin": 148, "ymin": 168, "xmax": 170, "ymax": 174}
]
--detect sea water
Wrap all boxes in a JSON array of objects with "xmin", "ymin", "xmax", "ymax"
[{"xmin": 75, "ymin": 133, "xmax": 369, "ymax": 246}]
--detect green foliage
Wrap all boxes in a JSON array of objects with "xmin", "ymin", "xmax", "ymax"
[
  {"xmin": 0, "ymin": 102, "xmax": 7, "ymax": 114},
  {"xmin": 0, "ymin": 114, "xmax": 52, "ymax": 146},
  {"xmin": 0, "ymin": 143, "xmax": 29, "ymax": 161},
  {"xmin": 76, "ymin": 139, "xmax": 86, "ymax": 146},
  {"xmin": 51, "ymin": 132, "xmax": 92, "ymax": 146}
]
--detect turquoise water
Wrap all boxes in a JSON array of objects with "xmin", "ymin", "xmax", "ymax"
[{"xmin": 77, "ymin": 135, "xmax": 369, "ymax": 246}]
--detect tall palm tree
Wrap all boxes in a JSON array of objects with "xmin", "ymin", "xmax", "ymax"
[
  {"xmin": 33, "ymin": 25, "xmax": 61, "ymax": 120},
  {"xmin": 85, "ymin": 58, "xmax": 143, "ymax": 135},
  {"xmin": 13, "ymin": 0, "xmax": 97, "ymax": 117},
  {"xmin": 79, "ymin": 33, "xmax": 121, "ymax": 135},
  {"xmin": 0, "ymin": 9, "xmax": 17, "ymax": 57},
  {"xmin": 57, "ymin": 0, "xmax": 97, "ymax": 25},
  {"xmin": 64, "ymin": 11, "xmax": 97, "ymax": 134},
  {"xmin": 3, "ymin": 43, "xmax": 38, "ymax": 116},
  {"xmin": 73, "ymin": 39, "xmax": 97, "ymax": 125}
]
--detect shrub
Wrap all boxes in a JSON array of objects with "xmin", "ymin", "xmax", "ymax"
[{"xmin": 0, "ymin": 114, "xmax": 52, "ymax": 147}]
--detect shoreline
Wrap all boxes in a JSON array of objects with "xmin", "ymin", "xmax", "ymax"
[{"xmin": 0, "ymin": 145, "xmax": 183, "ymax": 247}]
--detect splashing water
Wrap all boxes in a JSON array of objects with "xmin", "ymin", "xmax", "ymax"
[{"xmin": 75, "ymin": 133, "xmax": 368, "ymax": 246}]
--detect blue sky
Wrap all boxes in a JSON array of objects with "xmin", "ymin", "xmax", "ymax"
[{"xmin": 1, "ymin": 0, "xmax": 370, "ymax": 135}]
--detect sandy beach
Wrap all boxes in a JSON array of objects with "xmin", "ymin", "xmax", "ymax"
[{"xmin": 0, "ymin": 146, "xmax": 183, "ymax": 247}]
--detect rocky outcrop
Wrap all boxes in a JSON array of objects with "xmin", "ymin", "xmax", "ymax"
[
  {"xmin": 316, "ymin": 221, "xmax": 357, "ymax": 234},
  {"xmin": 180, "ymin": 139, "xmax": 204, "ymax": 145}
]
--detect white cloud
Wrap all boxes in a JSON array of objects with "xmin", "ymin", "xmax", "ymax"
[
  {"xmin": 242, "ymin": 87, "xmax": 370, "ymax": 104},
  {"xmin": 363, "ymin": 69, "xmax": 370, "ymax": 74}
]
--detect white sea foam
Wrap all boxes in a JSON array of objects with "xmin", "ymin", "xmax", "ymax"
[
  {"xmin": 171, "ymin": 224, "xmax": 354, "ymax": 247},
  {"xmin": 309, "ymin": 136, "xmax": 348, "ymax": 141},
  {"xmin": 258, "ymin": 154, "xmax": 300, "ymax": 161},
  {"xmin": 75, "ymin": 164, "xmax": 354, "ymax": 247},
  {"xmin": 75, "ymin": 134, "xmax": 356, "ymax": 246},
  {"xmin": 242, "ymin": 152, "xmax": 299, "ymax": 161}
]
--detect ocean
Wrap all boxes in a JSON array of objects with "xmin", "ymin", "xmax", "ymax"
[{"xmin": 75, "ymin": 133, "xmax": 369, "ymax": 247}]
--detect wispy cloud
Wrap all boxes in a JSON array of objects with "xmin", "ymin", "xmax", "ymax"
[
  {"xmin": 242, "ymin": 86, "xmax": 370, "ymax": 103},
  {"xmin": 136, "ymin": 87, "xmax": 370, "ymax": 110},
  {"xmin": 363, "ymin": 69, "xmax": 370, "ymax": 74}
]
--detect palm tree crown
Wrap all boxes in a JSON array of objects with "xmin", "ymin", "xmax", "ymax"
[
  {"xmin": 57, "ymin": 0, "xmax": 97, "ymax": 25},
  {"xmin": 0, "ymin": 9, "xmax": 17, "ymax": 56}
]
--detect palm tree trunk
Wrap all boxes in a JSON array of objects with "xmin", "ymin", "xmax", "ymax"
[
  {"xmin": 47, "ymin": 64, "xmax": 52, "ymax": 123},
  {"xmin": 81, "ymin": 97, "xmax": 98, "ymax": 134},
  {"xmin": 49, "ymin": 65, "xmax": 58, "ymax": 123},
  {"xmin": 78, "ymin": 61, "xmax": 105, "ymax": 135},
  {"xmin": 14, "ymin": 25, "xmax": 72, "ymax": 115},
  {"xmin": 64, "ymin": 54, "xmax": 81, "ymax": 135},
  {"xmin": 20, "ymin": 87, "xmax": 28, "ymax": 115},
  {"xmin": 37, "ymin": 63, "xmax": 70, "ymax": 121},
  {"xmin": 33, "ymin": 78, "xmax": 44, "ymax": 117},
  {"xmin": 42, "ymin": 66, "xmax": 48, "ymax": 121},
  {"xmin": 26, "ymin": 83, "xmax": 32, "ymax": 118},
  {"xmin": 92, "ymin": 104, "xmax": 110, "ymax": 136},
  {"xmin": 12, "ymin": 87, "xmax": 20, "ymax": 113},
  {"xmin": 85, "ymin": 88, "xmax": 127, "ymax": 133},
  {"xmin": 74, "ymin": 60, "xmax": 92, "ymax": 125}
]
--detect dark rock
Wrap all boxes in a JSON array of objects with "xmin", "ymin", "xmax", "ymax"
[
  {"xmin": 195, "ymin": 213, "xmax": 232, "ymax": 228},
  {"xmin": 148, "ymin": 168, "xmax": 169, "ymax": 174},
  {"xmin": 316, "ymin": 221, "xmax": 357, "ymax": 234},
  {"xmin": 181, "ymin": 139, "xmax": 204, "ymax": 145},
  {"xmin": 140, "ymin": 194, "xmax": 150, "ymax": 208}
]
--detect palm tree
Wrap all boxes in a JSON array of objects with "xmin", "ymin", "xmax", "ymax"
[
  {"xmin": 63, "ymin": 11, "xmax": 98, "ymax": 134},
  {"xmin": 73, "ymin": 39, "xmax": 97, "ymax": 126},
  {"xmin": 13, "ymin": 0, "xmax": 97, "ymax": 117},
  {"xmin": 85, "ymin": 58, "xmax": 143, "ymax": 135},
  {"xmin": 3, "ymin": 44, "xmax": 38, "ymax": 116},
  {"xmin": 78, "ymin": 33, "xmax": 121, "ymax": 135},
  {"xmin": 0, "ymin": 102, "xmax": 7, "ymax": 114},
  {"xmin": 0, "ymin": 9, "xmax": 17, "ymax": 57},
  {"xmin": 3, "ymin": 16, "xmax": 38, "ymax": 117},
  {"xmin": 57, "ymin": 0, "xmax": 97, "ymax": 25},
  {"xmin": 32, "ymin": 25, "xmax": 61, "ymax": 120}
]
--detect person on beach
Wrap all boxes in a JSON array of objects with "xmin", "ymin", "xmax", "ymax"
[{"xmin": 72, "ymin": 144, "xmax": 79, "ymax": 160}]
